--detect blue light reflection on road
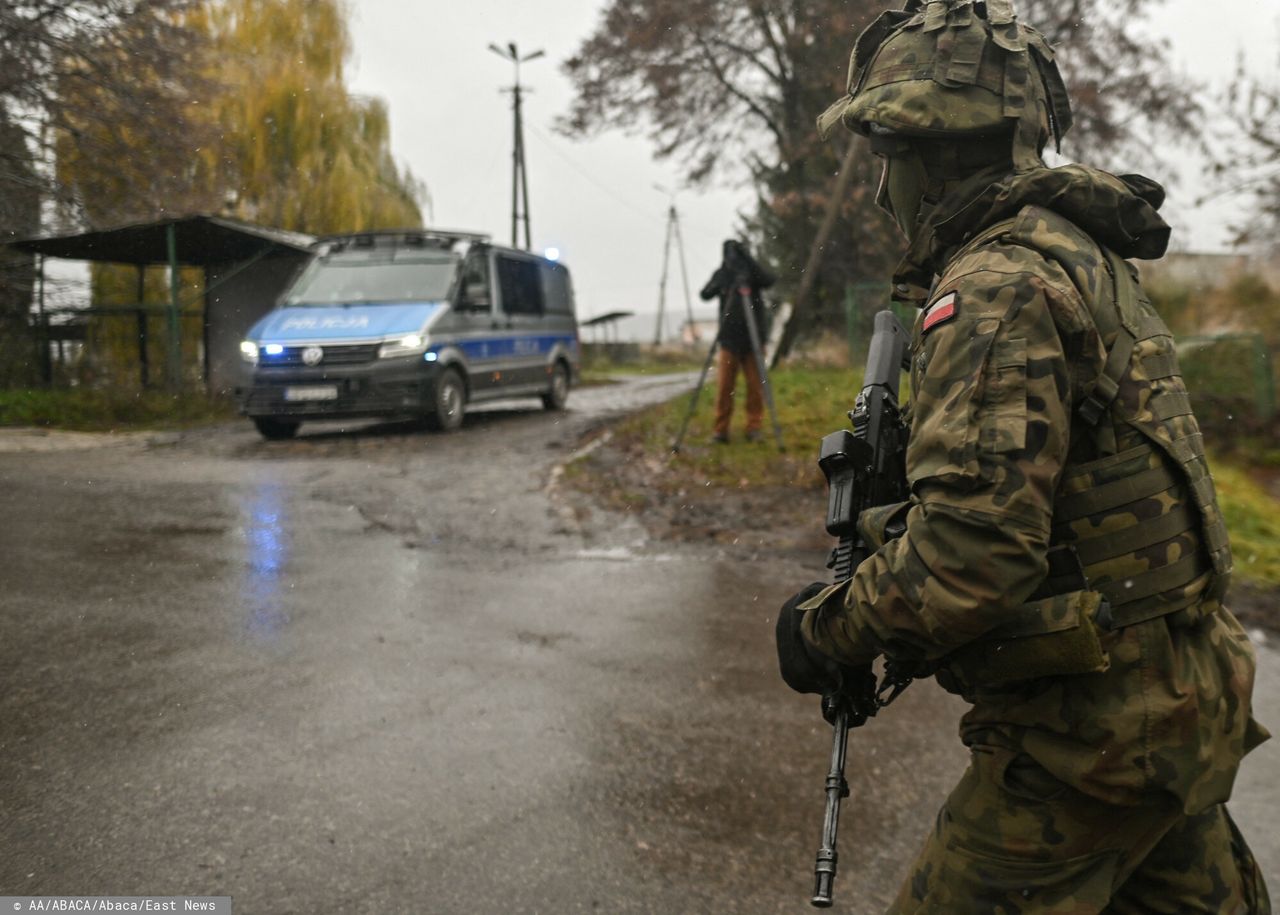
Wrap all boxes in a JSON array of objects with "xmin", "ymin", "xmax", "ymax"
[{"xmin": 238, "ymin": 484, "xmax": 291, "ymax": 644}]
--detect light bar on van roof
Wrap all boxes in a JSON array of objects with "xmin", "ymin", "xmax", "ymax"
[{"xmin": 317, "ymin": 228, "xmax": 491, "ymax": 254}]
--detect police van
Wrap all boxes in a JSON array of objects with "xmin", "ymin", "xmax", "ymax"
[{"xmin": 238, "ymin": 229, "xmax": 580, "ymax": 439}]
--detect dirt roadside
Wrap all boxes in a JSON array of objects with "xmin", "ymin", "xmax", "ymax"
[
  {"xmin": 557, "ymin": 423, "xmax": 830, "ymax": 558},
  {"xmin": 559, "ymin": 416, "xmax": 1279, "ymax": 639}
]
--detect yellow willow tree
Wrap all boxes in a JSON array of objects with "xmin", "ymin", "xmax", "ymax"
[
  {"xmin": 51, "ymin": 0, "xmax": 426, "ymax": 388},
  {"xmin": 198, "ymin": 0, "xmax": 426, "ymax": 235}
]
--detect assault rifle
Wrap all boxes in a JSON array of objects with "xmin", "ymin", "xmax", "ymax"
[{"xmin": 808, "ymin": 309, "xmax": 913, "ymax": 908}]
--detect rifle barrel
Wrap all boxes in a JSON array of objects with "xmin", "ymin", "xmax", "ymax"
[{"xmin": 811, "ymin": 704, "xmax": 849, "ymax": 907}]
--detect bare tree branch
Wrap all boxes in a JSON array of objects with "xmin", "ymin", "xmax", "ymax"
[{"xmin": 691, "ymin": 32, "xmax": 787, "ymax": 147}]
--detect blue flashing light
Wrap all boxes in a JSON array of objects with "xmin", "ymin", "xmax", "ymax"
[
  {"xmin": 263, "ymin": 343, "xmax": 285, "ymax": 356},
  {"xmin": 424, "ymin": 351, "xmax": 439, "ymax": 362},
  {"xmin": 544, "ymin": 247, "xmax": 561, "ymax": 262}
]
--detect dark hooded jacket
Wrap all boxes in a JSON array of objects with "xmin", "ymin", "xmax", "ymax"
[{"xmin": 700, "ymin": 241, "xmax": 776, "ymax": 355}]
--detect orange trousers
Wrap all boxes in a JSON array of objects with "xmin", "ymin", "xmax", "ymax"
[{"xmin": 714, "ymin": 347, "xmax": 763, "ymax": 437}]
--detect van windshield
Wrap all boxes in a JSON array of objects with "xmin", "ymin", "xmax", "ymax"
[{"xmin": 284, "ymin": 254, "xmax": 459, "ymax": 306}]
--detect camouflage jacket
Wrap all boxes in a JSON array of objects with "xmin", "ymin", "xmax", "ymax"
[{"xmin": 801, "ymin": 164, "xmax": 1268, "ymax": 811}]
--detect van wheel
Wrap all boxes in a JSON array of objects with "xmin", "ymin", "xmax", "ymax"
[
  {"xmin": 253, "ymin": 417, "xmax": 300, "ymax": 440},
  {"xmin": 427, "ymin": 368, "xmax": 466, "ymax": 432},
  {"xmin": 542, "ymin": 362, "xmax": 570, "ymax": 411}
]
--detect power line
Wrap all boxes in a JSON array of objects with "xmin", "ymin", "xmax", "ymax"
[
  {"xmin": 523, "ymin": 123, "xmax": 667, "ymax": 228},
  {"xmin": 523, "ymin": 122, "xmax": 731, "ymax": 249}
]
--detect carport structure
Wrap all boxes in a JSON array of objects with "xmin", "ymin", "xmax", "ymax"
[
  {"xmin": 579, "ymin": 309, "xmax": 634, "ymax": 344},
  {"xmin": 12, "ymin": 214, "xmax": 315, "ymax": 393}
]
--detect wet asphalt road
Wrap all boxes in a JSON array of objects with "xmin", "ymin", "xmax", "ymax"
[{"xmin": 1, "ymin": 375, "xmax": 1276, "ymax": 914}]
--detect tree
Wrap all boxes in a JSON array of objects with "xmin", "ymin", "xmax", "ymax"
[
  {"xmin": 1218, "ymin": 63, "xmax": 1280, "ymax": 254},
  {"xmin": 561, "ymin": 0, "xmax": 1203, "ymax": 353},
  {"xmin": 1, "ymin": 1, "xmax": 207, "ymax": 219},
  {"xmin": 46, "ymin": 0, "xmax": 428, "ymax": 389},
  {"xmin": 0, "ymin": 113, "xmax": 41, "ymax": 386},
  {"xmin": 0, "ymin": 0, "xmax": 206, "ymax": 385},
  {"xmin": 194, "ymin": 0, "xmax": 426, "ymax": 235},
  {"xmin": 53, "ymin": 0, "xmax": 426, "ymax": 236}
]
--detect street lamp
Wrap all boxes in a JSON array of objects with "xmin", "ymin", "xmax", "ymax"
[{"xmin": 489, "ymin": 41, "xmax": 545, "ymax": 250}]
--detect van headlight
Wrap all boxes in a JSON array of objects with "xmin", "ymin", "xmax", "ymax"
[
  {"xmin": 240, "ymin": 341, "xmax": 259, "ymax": 363},
  {"xmin": 378, "ymin": 333, "xmax": 427, "ymax": 359}
]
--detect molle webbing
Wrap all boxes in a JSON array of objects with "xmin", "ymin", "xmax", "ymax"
[
  {"xmin": 996, "ymin": 217, "xmax": 1233, "ymax": 617},
  {"xmin": 953, "ymin": 211, "xmax": 1231, "ymax": 639},
  {"xmin": 1052, "ymin": 460, "xmax": 1178, "ymax": 524},
  {"xmin": 1095, "ymin": 248, "xmax": 1231, "ymax": 598},
  {"xmin": 1079, "ymin": 250, "xmax": 1172, "ymax": 426},
  {"xmin": 1067, "ymin": 503, "xmax": 1198, "ymax": 567},
  {"xmin": 1050, "ymin": 443, "xmax": 1211, "ymax": 626}
]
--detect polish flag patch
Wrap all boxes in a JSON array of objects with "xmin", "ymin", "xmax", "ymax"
[{"xmin": 922, "ymin": 292, "xmax": 957, "ymax": 333}]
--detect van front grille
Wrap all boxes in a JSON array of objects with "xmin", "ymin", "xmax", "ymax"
[{"xmin": 261, "ymin": 343, "xmax": 380, "ymax": 366}]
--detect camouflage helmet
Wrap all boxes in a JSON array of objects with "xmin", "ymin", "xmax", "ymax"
[{"xmin": 818, "ymin": 0, "xmax": 1072, "ymax": 171}]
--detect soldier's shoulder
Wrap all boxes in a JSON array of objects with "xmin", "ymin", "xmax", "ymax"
[
  {"xmin": 937, "ymin": 206, "xmax": 1109, "ymax": 321},
  {"xmin": 948, "ymin": 206, "xmax": 1109, "ymax": 292}
]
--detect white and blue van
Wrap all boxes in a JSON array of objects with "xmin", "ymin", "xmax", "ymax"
[{"xmin": 238, "ymin": 229, "xmax": 580, "ymax": 439}]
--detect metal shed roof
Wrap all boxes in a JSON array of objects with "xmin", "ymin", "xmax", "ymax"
[
  {"xmin": 9, "ymin": 214, "xmax": 315, "ymax": 265},
  {"xmin": 579, "ymin": 310, "xmax": 635, "ymax": 328}
]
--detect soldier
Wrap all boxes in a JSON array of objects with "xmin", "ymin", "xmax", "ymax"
[
  {"xmin": 775, "ymin": 1, "xmax": 1271, "ymax": 910},
  {"xmin": 699, "ymin": 239, "xmax": 776, "ymax": 443}
]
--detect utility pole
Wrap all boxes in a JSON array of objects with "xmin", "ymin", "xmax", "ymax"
[
  {"xmin": 653, "ymin": 185, "xmax": 696, "ymax": 345},
  {"xmin": 489, "ymin": 41, "xmax": 544, "ymax": 251}
]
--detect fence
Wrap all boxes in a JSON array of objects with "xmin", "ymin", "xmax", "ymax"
[
  {"xmin": 30, "ymin": 305, "xmax": 207, "ymax": 391},
  {"xmin": 845, "ymin": 281, "xmax": 917, "ymax": 358}
]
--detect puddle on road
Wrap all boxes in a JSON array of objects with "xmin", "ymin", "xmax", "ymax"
[
  {"xmin": 572, "ymin": 546, "xmax": 681, "ymax": 562},
  {"xmin": 236, "ymin": 483, "xmax": 293, "ymax": 645}
]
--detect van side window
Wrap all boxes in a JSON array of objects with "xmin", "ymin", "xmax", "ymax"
[
  {"xmin": 496, "ymin": 256, "xmax": 545, "ymax": 316},
  {"xmin": 459, "ymin": 253, "xmax": 491, "ymax": 309},
  {"xmin": 540, "ymin": 262, "xmax": 574, "ymax": 315}
]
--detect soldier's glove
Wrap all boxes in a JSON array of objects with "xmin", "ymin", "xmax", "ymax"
[{"xmin": 776, "ymin": 582, "xmax": 867, "ymax": 697}]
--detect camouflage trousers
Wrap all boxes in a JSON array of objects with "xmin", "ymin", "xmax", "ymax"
[{"xmin": 888, "ymin": 746, "xmax": 1270, "ymax": 914}]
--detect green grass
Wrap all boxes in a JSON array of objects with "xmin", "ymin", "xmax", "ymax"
[
  {"xmin": 1211, "ymin": 458, "xmax": 1280, "ymax": 586},
  {"xmin": 599, "ymin": 365, "xmax": 1280, "ymax": 588},
  {"xmin": 606, "ymin": 365, "xmax": 864, "ymax": 493},
  {"xmin": 0, "ymin": 389, "xmax": 238, "ymax": 431}
]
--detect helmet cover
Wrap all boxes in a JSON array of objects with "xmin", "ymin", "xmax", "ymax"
[{"xmin": 818, "ymin": 0, "xmax": 1073, "ymax": 171}]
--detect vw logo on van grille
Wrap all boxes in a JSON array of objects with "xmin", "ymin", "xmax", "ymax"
[{"xmin": 301, "ymin": 346, "xmax": 324, "ymax": 366}]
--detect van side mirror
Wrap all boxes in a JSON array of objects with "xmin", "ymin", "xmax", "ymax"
[{"xmin": 460, "ymin": 282, "xmax": 491, "ymax": 311}]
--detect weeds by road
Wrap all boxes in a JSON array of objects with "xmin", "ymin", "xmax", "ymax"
[
  {"xmin": 0, "ymin": 389, "xmax": 237, "ymax": 431},
  {"xmin": 562, "ymin": 365, "xmax": 859, "ymax": 555}
]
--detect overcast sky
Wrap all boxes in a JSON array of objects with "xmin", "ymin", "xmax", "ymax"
[{"xmin": 346, "ymin": 0, "xmax": 1277, "ymax": 338}]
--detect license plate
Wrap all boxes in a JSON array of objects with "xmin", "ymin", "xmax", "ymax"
[{"xmin": 284, "ymin": 385, "xmax": 339, "ymax": 402}]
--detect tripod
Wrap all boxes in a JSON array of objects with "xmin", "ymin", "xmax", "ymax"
[
  {"xmin": 671, "ymin": 285, "xmax": 785, "ymax": 453},
  {"xmin": 653, "ymin": 198, "xmax": 696, "ymax": 345}
]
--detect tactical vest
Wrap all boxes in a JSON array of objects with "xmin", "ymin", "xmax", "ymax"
[{"xmin": 941, "ymin": 205, "xmax": 1232, "ymax": 690}]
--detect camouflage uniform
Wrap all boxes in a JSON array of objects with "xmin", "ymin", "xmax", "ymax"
[{"xmin": 790, "ymin": 2, "xmax": 1271, "ymax": 911}]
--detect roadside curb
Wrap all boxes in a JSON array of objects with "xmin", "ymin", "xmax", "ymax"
[{"xmin": 0, "ymin": 427, "xmax": 178, "ymax": 453}]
